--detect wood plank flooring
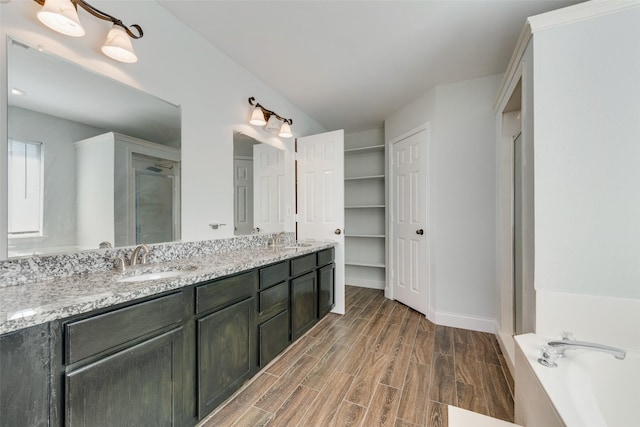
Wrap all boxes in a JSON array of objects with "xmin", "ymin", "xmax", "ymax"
[{"xmin": 199, "ymin": 286, "xmax": 514, "ymax": 427}]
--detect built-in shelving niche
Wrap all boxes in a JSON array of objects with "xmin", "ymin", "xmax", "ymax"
[{"xmin": 344, "ymin": 130, "xmax": 386, "ymax": 290}]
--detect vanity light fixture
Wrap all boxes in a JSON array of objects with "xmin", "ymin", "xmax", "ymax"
[
  {"xmin": 33, "ymin": 0, "xmax": 143, "ymax": 63},
  {"xmin": 248, "ymin": 97, "xmax": 294, "ymax": 138}
]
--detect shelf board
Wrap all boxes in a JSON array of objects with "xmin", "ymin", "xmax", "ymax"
[
  {"xmin": 345, "ymin": 261, "xmax": 386, "ymax": 268},
  {"xmin": 345, "ymin": 205, "xmax": 385, "ymax": 209},
  {"xmin": 345, "ymin": 175, "xmax": 385, "ymax": 181},
  {"xmin": 345, "ymin": 234, "xmax": 385, "ymax": 238},
  {"xmin": 344, "ymin": 145, "xmax": 385, "ymax": 155}
]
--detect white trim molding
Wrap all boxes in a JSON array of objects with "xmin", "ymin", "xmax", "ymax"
[
  {"xmin": 495, "ymin": 0, "xmax": 640, "ymax": 110},
  {"xmin": 427, "ymin": 307, "xmax": 497, "ymax": 334},
  {"xmin": 527, "ymin": 0, "xmax": 640, "ymax": 33}
]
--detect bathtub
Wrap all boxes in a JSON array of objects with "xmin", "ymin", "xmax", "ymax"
[{"xmin": 514, "ymin": 333, "xmax": 639, "ymax": 427}]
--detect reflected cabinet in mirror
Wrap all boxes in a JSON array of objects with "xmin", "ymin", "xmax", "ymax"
[
  {"xmin": 233, "ymin": 132, "xmax": 287, "ymax": 235},
  {"xmin": 6, "ymin": 37, "xmax": 182, "ymax": 258}
]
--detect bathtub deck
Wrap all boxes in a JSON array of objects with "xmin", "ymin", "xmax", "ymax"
[{"xmin": 449, "ymin": 406, "xmax": 523, "ymax": 427}]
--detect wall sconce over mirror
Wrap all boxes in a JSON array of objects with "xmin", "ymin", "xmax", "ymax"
[
  {"xmin": 248, "ymin": 97, "xmax": 293, "ymax": 138},
  {"xmin": 33, "ymin": 0, "xmax": 143, "ymax": 63}
]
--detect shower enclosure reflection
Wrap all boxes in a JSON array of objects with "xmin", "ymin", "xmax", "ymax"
[{"xmin": 74, "ymin": 132, "xmax": 180, "ymax": 250}]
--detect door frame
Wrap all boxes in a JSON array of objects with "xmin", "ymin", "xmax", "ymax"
[{"xmin": 386, "ymin": 123, "xmax": 431, "ymax": 315}]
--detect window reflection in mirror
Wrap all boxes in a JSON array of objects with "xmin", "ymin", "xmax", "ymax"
[
  {"xmin": 233, "ymin": 132, "xmax": 286, "ymax": 235},
  {"xmin": 6, "ymin": 37, "xmax": 181, "ymax": 258}
]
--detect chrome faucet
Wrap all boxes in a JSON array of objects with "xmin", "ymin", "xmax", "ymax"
[
  {"xmin": 547, "ymin": 340, "xmax": 626, "ymax": 360},
  {"xmin": 275, "ymin": 232, "xmax": 288, "ymax": 246},
  {"xmin": 130, "ymin": 244, "xmax": 150, "ymax": 266}
]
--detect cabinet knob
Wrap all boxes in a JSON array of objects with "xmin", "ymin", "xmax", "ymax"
[
  {"xmin": 416, "ymin": 229, "xmax": 424, "ymax": 235},
  {"xmin": 335, "ymin": 228, "xmax": 342, "ymax": 235}
]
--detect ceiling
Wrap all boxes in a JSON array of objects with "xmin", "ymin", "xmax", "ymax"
[{"xmin": 158, "ymin": 0, "xmax": 582, "ymax": 133}]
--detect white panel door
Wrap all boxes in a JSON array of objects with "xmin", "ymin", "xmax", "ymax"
[
  {"xmin": 253, "ymin": 144, "xmax": 285, "ymax": 233},
  {"xmin": 297, "ymin": 130, "xmax": 345, "ymax": 314},
  {"xmin": 233, "ymin": 159, "xmax": 253, "ymax": 235},
  {"xmin": 390, "ymin": 128, "xmax": 427, "ymax": 314}
]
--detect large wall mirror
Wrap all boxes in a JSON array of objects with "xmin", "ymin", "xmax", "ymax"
[
  {"xmin": 233, "ymin": 131, "xmax": 292, "ymax": 235},
  {"xmin": 6, "ymin": 37, "xmax": 182, "ymax": 258}
]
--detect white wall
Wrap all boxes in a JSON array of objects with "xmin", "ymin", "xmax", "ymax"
[
  {"xmin": 385, "ymin": 73, "xmax": 502, "ymax": 332},
  {"xmin": 531, "ymin": 6, "xmax": 640, "ymax": 349},
  {"xmin": 0, "ymin": 1, "xmax": 325, "ymax": 255},
  {"xmin": 533, "ymin": 7, "xmax": 640, "ymax": 300}
]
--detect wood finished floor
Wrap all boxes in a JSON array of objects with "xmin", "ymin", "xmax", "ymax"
[{"xmin": 199, "ymin": 286, "xmax": 514, "ymax": 427}]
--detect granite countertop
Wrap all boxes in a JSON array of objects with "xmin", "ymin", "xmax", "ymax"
[{"xmin": 0, "ymin": 241, "xmax": 334, "ymax": 335}]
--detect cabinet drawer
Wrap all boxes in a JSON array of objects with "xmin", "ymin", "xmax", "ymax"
[
  {"xmin": 196, "ymin": 271, "xmax": 257, "ymax": 314},
  {"xmin": 317, "ymin": 248, "xmax": 335, "ymax": 266},
  {"xmin": 259, "ymin": 261, "xmax": 289, "ymax": 290},
  {"xmin": 258, "ymin": 281, "xmax": 288, "ymax": 321},
  {"xmin": 65, "ymin": 292, "xmax": 183, "ymax": 364},
  {"xmin": 259, "ymin": 310, "xmax": 290, "ymax": 367},
  {"xmin": 291, "ymin": 253, "xmax": 316, "ymax": 277}
]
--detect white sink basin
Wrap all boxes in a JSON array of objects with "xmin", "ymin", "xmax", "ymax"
[{"xmin": 117, "ymin": 270, "xmax": 187, "ymax": 283}]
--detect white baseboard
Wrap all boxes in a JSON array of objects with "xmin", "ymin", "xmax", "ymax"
[
  {"xmin": 427, "ymin": 307, "xmax": 497, "ymax": 334},
  {"xmin": 345, "ymin": 278, "xmax": 385, "ymax": 290}
]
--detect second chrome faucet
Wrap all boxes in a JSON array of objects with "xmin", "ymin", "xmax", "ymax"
[
  {"xmin": 130, "ymin": 244, "xmax": 150, "ymax": 266},
  {"xmin": 113, "ymin": 244, "xmax": 150, "ymax": 271}
]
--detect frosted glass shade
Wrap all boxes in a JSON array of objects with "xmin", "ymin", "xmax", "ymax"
[
  {"xmin": 249, "ymin": 107, "xmax": 267, "ymax": 126},
  {"xmin": 37, "ymin": 0, "xmax": 85, "ymax": 37},
  {"xmin": 101, "ymin": 25, "xmax": 138, "ymax": 63},
  {"xmin": 279, "ymin": 122, "xmax": 293, "ymax": 138}
]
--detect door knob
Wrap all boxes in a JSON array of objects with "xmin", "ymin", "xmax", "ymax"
[
  {"xmin": 416, "ymin": 229, "xmax": 424, "ymax": 235},
  {"xmin": 335, "ymin": 229, "xmax": 342, "ymax": 235}
]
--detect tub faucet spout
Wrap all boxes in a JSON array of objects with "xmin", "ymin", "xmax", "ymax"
[{"xmin": 547, "ymin": 340, "xmax": 626, "ymax": 360}]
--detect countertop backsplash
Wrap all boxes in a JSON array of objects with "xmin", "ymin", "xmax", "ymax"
[{"xmin": 0, "ymin": 233, "xmax": 295, "ymax": 288}]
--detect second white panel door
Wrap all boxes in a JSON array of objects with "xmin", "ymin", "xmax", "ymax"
[{"xmin": 390, "ymin": 127, "xmax": 427, "ymax": 314}]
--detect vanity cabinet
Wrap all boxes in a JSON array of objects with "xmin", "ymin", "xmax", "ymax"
[
  {"xmin": 318, "ymin": 248, "xmax": 336, "ymax": 317},
  {"xmin": 257, "ymin": 262, "xmax": 291, "ymax": 366},
  {"xmin": 65, "ymin": 328, "xmax": 184, "ymax": 427},
  {"xmin": 0, "ymin": 247, "xmax": 335, "ymax": 427},
  {"xmin": 195, "ymin": 271, "xmax": 257, "ymax": 418},
  {"xmin": 290, "ymin": 248, "xmax": 335, "ymax": 340},
  {"xmin": 0, "ymin": 323, "xmax": 52, "ymax": 427},
  {"xmin": 62, "ymin": 291, "xmax": 187, "ymax": 427},
  {"xmin": 291, "ymin": 272, "xmax": 318, "ymax": 340}
]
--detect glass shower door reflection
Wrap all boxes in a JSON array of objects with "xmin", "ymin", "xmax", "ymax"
[{"xmin": 135, "ymin": 171, "xmax": 175, "ymax": 244}]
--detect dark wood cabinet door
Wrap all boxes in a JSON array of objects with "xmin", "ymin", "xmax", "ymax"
[
  {"xmin": 291, "ymin": 272, "xmax": 318, "ymax": 340},
  {"xmin": 197, "ymin": 297, "xmax": 255, "ymax": 419},
  {"xmin": 258, "ymin": 310, "xmax": 290, "ymax": 367},
  {"xmin": 0, "ymin": 324, "xmax": 51, "ymax": 427},
  {"xmin": 65, "ymin": 327, "xmax": 184, "ymax": 427},
  {"xmin": 318, "ymin": 264, "xmax": 335, "ymax": 317}
]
